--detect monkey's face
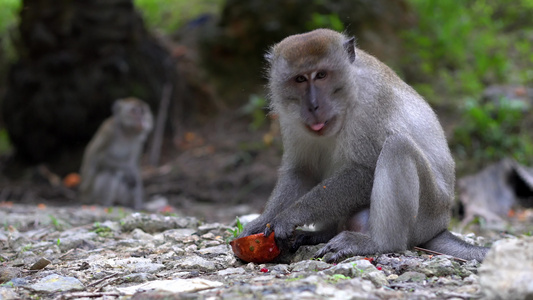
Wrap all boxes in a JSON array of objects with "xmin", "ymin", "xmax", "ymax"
[
  {"xmin": 291, "ymin": 69, "xmax": 346, "ymax": 137},
  {"xmin": 114, "ymin": 98, "xmax": 154, "ymax": 134},
  {"xmin": 269, "ymin": 59, "xmax": 351, "ymax": 138},
  {"xmin": 267, "ymin": 29, "xmax": 354, "ymax": 138}
]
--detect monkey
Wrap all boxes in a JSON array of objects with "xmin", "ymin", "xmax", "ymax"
[
  {"xmin": 79, "ymin": 97, "xmax": 153, "ymax": 210},
  {"xmin": 239, "ymin": 29, "xmax": 489, "ymax": 262}
]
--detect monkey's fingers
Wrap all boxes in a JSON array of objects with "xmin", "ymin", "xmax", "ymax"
[
  {"xmin": 314, "ymin": 245, "xmax": 345, "ymax": 263},
  {"xmin": 263, "ymin": 223, "xmax": 273, "ymax": 237},
  {"xmin": 314, "ymin": 246, "xmax": 330, "ymax": 259}
]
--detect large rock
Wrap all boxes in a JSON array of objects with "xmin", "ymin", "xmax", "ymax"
[{"xmin": 479, "ymin": 237, "xmax": 533, "ymax": 299}]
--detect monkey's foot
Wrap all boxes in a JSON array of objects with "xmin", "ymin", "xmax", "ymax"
[{"xmin": 315, "ymin": 231, "xmax": 376, "ymax": 263}]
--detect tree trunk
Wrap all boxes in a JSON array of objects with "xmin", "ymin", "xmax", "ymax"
[{"xmin": 2, "ymin": 0, "xmax": 176, "ymax": 172}]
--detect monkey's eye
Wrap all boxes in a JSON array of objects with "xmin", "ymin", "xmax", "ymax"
[
  {"xmin": 295, "ymin": 75, "xmax": 307, "ymax": 83},
  {"xmin": 315, "ymin": 71, "xmax": 327, "ymax": 79}
]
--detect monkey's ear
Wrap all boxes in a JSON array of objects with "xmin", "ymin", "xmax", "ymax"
[
  {"xmin": 343, "ymin": 37, "xmax": 356, "ymax": 63},
  {"xmin": 264, "ymin": 51, "xmax": 274, "ymax": 63}
]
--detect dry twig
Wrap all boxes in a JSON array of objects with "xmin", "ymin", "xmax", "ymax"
[{"xmin": 413, "ymin": 246, "xmax": 468, "ymax": 263}]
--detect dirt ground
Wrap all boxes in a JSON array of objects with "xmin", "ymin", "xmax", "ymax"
[{"xmin": 0, "ymin": 114, "xmax": 281, "ymax": 224}]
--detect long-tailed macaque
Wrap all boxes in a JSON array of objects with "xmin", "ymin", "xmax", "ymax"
[
  {"xmin": 80, "ymin": 97, "xmax": 153, "ymax": 210},
  {"xmin": 239, "ymin": 29, "xmax": 489, "ymax": 262}
]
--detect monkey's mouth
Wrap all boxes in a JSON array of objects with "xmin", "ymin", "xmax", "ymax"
[{"xmin": 306, "ymin": 118, "xmax": 334, "ymax": 136}]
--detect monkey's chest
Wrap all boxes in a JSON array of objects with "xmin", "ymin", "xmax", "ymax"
[{"xmin": 107, "ymin": 141, "xmax": 136, "ymax": 161}]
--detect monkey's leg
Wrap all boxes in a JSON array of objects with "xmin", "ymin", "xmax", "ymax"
[
  {"xmin": 316, "ymin": 134, "xmax": 446, "ymax": 262},
  {"xmin": 132, "ymin": 175, "xmax": 144, "ymax": 210},
  {"xmin": 94, "ymin": 172, "xmax": 121, "ymax": 207},
  {"xmin": 239, "ymin": 168, "xmax": 316, "ymax": 238}
]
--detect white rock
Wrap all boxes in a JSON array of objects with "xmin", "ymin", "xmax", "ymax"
[
  {"xmin": 117, "ymin": 278, "xmax": 223, "ymax": 295},
  {"xmin": 479, "ymin": 237, "xmax": 533, "ymax": 299}
]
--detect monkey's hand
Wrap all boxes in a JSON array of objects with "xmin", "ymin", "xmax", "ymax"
[
  {"xmin": 120, "ymin": 167, "xmax": 139, "ymax": 188},
  {"xmin": 314, "ymin": 231, "xmax": 377, "ymax": 263},
  {"xmin": 237, "ymin": 216, "xmax": 269, "ymax": 238},
  {"xmin": 263, "ymin": 216, "xmax": 297, "ymax": 250}
]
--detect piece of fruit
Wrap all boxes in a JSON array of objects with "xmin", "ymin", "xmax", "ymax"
[
  {"xmin": 63, "ymin": 173, "xmax": 81, "ymax": 188},
  {"xmin": 230, "ymin": 232, "xmax": 280, "ymax": 263}
]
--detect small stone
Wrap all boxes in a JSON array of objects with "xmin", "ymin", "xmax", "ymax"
[
  {"xmin": 290, "ymin": 260, "xmax": 331, "ymax": 273},
  {"xmin": 29, "ymin": 257, "xmax": 51, "ymax": 270},
  {"xmin": 0, "ymin": 287, "xmax": 18, "ymax": 299},
  {"xmin": 198, "ymin": 244, "xmax": 231, "ymax": 255},
  {"xmin": 163, "ymin": 229, "xmax": 197, "ymax": 242},
  {"xmin": 364, "ymin": 271, "xmax": 389, "ymax": 287},
  {"xmin": 121, "ymin": 273, "xmax": 156, "ymax": 283},
  {"xmin": 201, "ymin": 232, "xmax": 216, "ymax": 239},
  {"xmin": 395, "ymin": 271, "xmax": 427, "ymax": 283},
  {"xmin": 117, "ymin": 278, "xmax": 223, "ymax": 295},
  {"xmin": 29, "ymin": 274, "xmax": 84, "ymax": 292},
  {"xmin": 270, "ymin": 264, "xmax": 290, "ymax": 275},
  {"xmin": 121, "ymin": 213, "xmax": 199, "ymax": 233},
  {"xmin": 185, "ymin": 244, "xmax": 198, "ymax": 252},
  {"xmin": 0, "ymin": 267, "xmax": 21, "ymax": 284},
  {"xmin": 419, "ymin": 256, "xmax": 456, "ymax": 277},
  {"xmin": 387, "ymin": 274, "xmax": 399, "ymax": 281},
  {"xmin": 217, "ymin": 267, "xmax": 246, "ymax": 276},
  {"xmin": 174, "ymin": 255, "xmax": 217, "ymax": 272},
  {"xmin": 111, "ymin": 257, "xmax": 165, "ymax": 274},
  {"xmin": 131, "ymin": 228, "xmax": 154, "ymax": 240}
]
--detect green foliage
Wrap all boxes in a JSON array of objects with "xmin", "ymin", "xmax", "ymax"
[
  {"xmin": 134, "ymin": 0, "xmax": 223, "ymax": 33},
  {"xmin": 20, "ymin": 243, "xmax": 32, "ymax": 252},
  {"xmin": 227, "ymin": 217, "xmax": 244, "ymax": 241},
  {"xmin": 240, "ymin": 94, "xmax": 268, "ymax": 131},
  {"xmin": 404, "ymin": 0, "xmax": 533, "ymax": 106},
  {"xmin": 0, "ymin": 0, "xmax": 19, "ymax": 33},
  {"xmin": 285, "ymin": 275, "xmax": 305, "ymax": 282},
  {"xmin": 92, "ymin": 222, "xmax": 114, "ymax": 238},
  {"xmin": 0, "ymin": 281, "xmax": 14, "ymax": 287},
  {"xmin": 0, "ymin": 0, "xmax": 20, "ymax": 61},
  {"xmin": 327, "ymin": 274, "xmax": 350, "ymax": 283},
  {"xmin": 0, "ymin": 129, "xmax": 13, "ymax": 155},
  {"xmin": 49, "ymin": 215, "xmax": 63, "ymax": 231},
  {"xmin": 453, "ymin": 97, "xmax": 533, "ymax": 171},
  {"xmin": 306, "ymin": 13, "xmax": 344, "ymax": 32}
]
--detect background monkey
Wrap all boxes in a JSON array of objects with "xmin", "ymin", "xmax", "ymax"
[
  {"xmin": 80, "ymin": 97, "xmax": 153, "ymax": 210},
  {"xmin": 239, "ymin": 29, "xmax": 489, "ymax": 262}
]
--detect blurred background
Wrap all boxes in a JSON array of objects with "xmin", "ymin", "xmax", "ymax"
[{"xmin": 0, "ymin": 0, "xmax": 532, "ymax": 231}]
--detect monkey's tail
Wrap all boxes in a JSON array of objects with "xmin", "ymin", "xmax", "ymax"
[{"xmin": 420, "ymin": 230, "xmax": 489, "ymax": 262}]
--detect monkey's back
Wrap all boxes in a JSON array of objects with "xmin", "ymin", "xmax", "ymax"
[{"xmin": 350, "ymin": 49, "xmax": 455, "ymax": 195}]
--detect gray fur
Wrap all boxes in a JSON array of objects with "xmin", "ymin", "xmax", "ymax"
[
  {"xmin": 79, "ymin": 98, "xmax": 153, "ymax": 210},
  {"xmin": 239, "ymin": 29, "xmax": 488, "ymax": 262}
]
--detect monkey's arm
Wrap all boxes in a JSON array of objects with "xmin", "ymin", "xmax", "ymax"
[
  {"xmin": 239, "ymin": 167, "xmax": 316, "ymax": 237},
  {"xmin": 79, "ymin": 122, "xmax": 113, "ymax": 192},
  {"xmin": 264, "ymin": 164, "xmax": 374, "ymax": 243}
]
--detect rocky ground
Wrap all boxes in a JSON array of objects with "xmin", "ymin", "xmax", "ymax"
[{"xmin": 1, "ymin": 202, "xmax": 532, "ymax": 300}]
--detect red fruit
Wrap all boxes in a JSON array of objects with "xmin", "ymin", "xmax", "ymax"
[
  {"xmin": 260, "ymin": 268, "xmax": 269, "ymax": 273},
  {"xmin": 230, "ymin": 232, "xmax": 281, "ymax": 263}
]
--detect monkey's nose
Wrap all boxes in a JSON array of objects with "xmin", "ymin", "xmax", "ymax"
[{"xmin": 308, "ymin": 105, "xmax": 319, "ymax": 112}]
